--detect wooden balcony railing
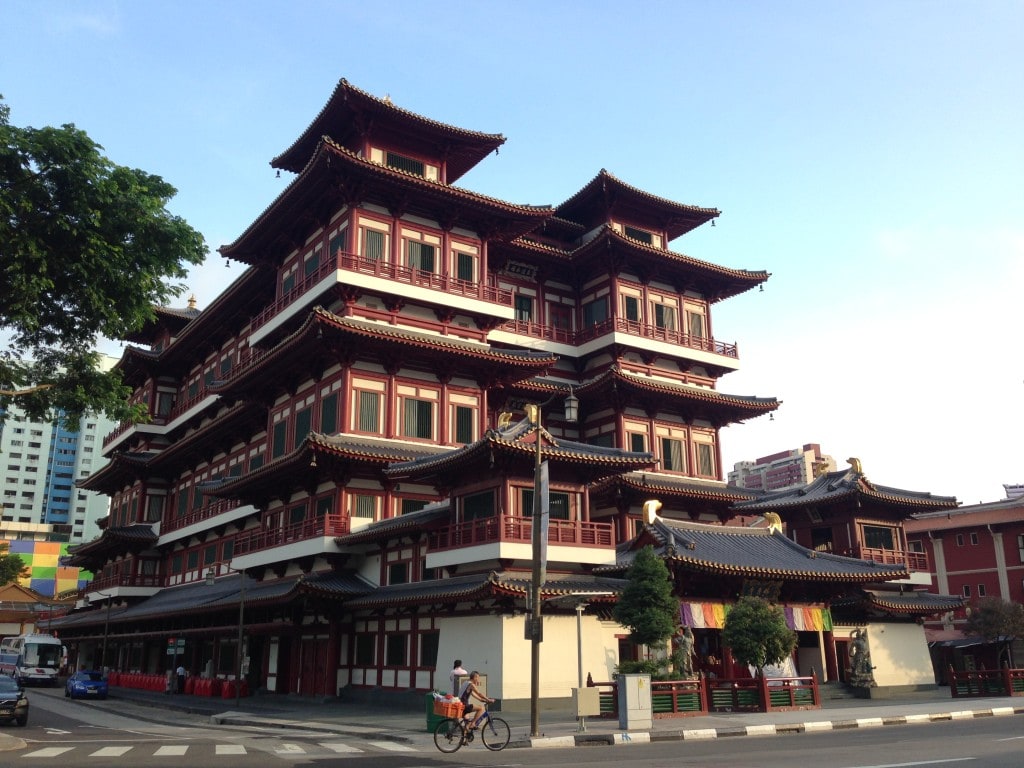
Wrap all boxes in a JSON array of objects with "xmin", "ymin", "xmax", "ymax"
[
  {"xmin": 250, "ymin": 250, "xmax": 514, "ymax": 334},
  {"xmin": 949, "ymin": 667, "xmax": 1024, "ymax": 697},
  {"xmin": 854, "ymin": 546, "xmax": 929, "ymax": 572},
  {"xmin": 233, "ymin": 513, "xmax": 350, "ymax": 556},
  {"xmin": 82, "ymin": 573, "xmax": 164, "ymax": 595},
  {"xmin": 163, "ymin": 498, "xmax": 245, "ymax": 534},
  {"xmin": 501, "ymin": 316, "xmax": 739, "ymax": 359},
  {"xmin": 428, "ymin": 514, "xmax": 614, "ymax": 551}
]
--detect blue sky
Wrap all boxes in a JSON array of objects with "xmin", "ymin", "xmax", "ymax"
[{"xmin": 4, "ymin": 1, "xmax": 1021, "ymax": 504}]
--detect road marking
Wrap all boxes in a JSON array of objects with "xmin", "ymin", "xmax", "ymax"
[
  {"xmin": 215, "ymin": 744, "xmax": 247, "ymax": 755},
  {"xmin": 847, "ymin": 760, "xmax": 975, "ymax": 767},
  {"xmin": 153, "ymin": 745, "xmax": 189, "ymax": 756},
  {"xmin": 89, "ymin": 746, "xmax": 134, "ymax": 757},
  {"xmin": 366, "ymin": 740, "xmax": 416, "ymax": 751},
  {"xmin": 21, "ymin": 747, "xmax": 75, "ymax": 758},
  {"xmin": 274, "ymin": 743, "xmax": 307, "ymax": 754},
  {"xmin": 320, "ymin": 742, "xmax": 364, "ymax": 753},
  {"xmin": 44, "ymin": 728, "xmax": 72, "ymax": 734}
]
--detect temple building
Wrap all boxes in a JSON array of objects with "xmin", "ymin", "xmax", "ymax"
[{"xmin": 54, "ymin": 78, "xmax": 958, "ymax": 703}]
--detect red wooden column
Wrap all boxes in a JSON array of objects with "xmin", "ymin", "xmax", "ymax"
[{"xmin": 823, "ymin": 630, "xmax": 839, "ymax": 681}]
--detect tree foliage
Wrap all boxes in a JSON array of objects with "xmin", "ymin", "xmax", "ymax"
[
  {"xmin": 0, "ymin": 542, "xmax": 28, "ymax": 585},
  {"xmin": 964, "ymin": 597, "xmax": 1024, "ymax": 642},
  {"xmin": 0, "ymin": 97, "xmax": 206, "ymax": 423},
  {"xmin": 722, "ymin": 596, "xmax": 797, "ymax": 674},
  {"xmin": 612, "ymin": 545, "xmax": 678, "ymax": 650}
]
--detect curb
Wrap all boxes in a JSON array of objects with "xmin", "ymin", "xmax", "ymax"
[{"xmin": 508, "ymin": 705, "xmax": 1024, "ymax": 748}]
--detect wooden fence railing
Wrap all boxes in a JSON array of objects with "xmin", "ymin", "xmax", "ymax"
[
  {"xmin": 949, "ymin": 667, "xmax": 1024, "ymax": 697},
  {"xmin": 587, "ymin": 672, "xmax": 820, "ymax": 718}
]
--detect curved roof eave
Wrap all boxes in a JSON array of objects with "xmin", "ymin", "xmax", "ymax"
[
  {"xmin": 223, "ymin": 138, "xmax": 550, "ymax": 263},
  {"xmin": 271, "ymin": 78, "xmax": 506, "ymax": 181}
]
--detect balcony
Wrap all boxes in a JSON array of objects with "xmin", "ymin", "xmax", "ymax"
[
  {"xmin": 250, "ymin": 250, "xmax": 514, "ymax": 336},
  {"xmin": 854, "ymin": 545, "xmax": 929, "ymax": 573},
  {"xmin": 82, "ymin": 572, "xmax": 164, "ymax": 596},
  {"xmin": 426, "ymin": 513, "xmax": 615, "ymax": 570},
  {"xmin": 233, "ymin": 513, "xmax": 351, "ymax": 557},
  {"xmin": 162, "ymin": 498, "xmax": 246, "ymax": 535},
  {"xmin": 496, "ymin": 317, "xmax": 739, "ymax": 360}
]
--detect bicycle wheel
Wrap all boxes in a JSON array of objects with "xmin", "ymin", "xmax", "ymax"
[
  {"xmin": 482, "ymin": 716, "xmax": 510, "ymax": 751},
  {"xmin": 433, "ymin": 718, "xmax": 464, "ymax": 753}
]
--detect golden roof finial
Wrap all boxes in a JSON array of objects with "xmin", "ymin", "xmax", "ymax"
[
  {"xmin": 497, "ymin": 412, "xmax": 513, "ymax": 429},
  {"xmin": 847, "ymin": 457, "xmax": 862, "ymax": 474},
  {"xmin": 643, "ymin": 499, "xmax": 662, "ymax": 525},
  {"xmin": 764, "ymin": 512, "xmax": 783, "ymax": 534},
  {"xmin": 187, "ymin": 294, "xmax": 197, "ymax": 310}
]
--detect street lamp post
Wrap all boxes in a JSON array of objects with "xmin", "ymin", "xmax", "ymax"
[
  {"xmin": 85, "ymin": 591, "xmax": 114, "ymax": 673},
  {"xmin": 206, "ymin": 565, "xmax": 247, "ymax": 708},
  {"xmin": 525, "ymin": 388, "xmax": 578, "ymax": 738}
]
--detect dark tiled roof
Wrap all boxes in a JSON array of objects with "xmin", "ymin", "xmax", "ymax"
[
  {"xmin": 731, "ymin": 467, "xmax": 958, "ymax": 513},
  {"xmin": 65, "ymin": 524, "xmax": 158, "ymax": 566},
  {"xmin": 597, "ymin": 517, "xmax": 908, "ymax": 582},
  {"xmin": 831, "ymin": 589, "xmax": 964, "ymax": 616},
  {"xmin": 557, "ymin": 169, "xmax": 719, "ymax": 240},
  {"xmin": 577, "ymin": 368, "xmax": 778, "ymax": 422},
  {"xmin": 271, "ymin": 78, "xmax": 506, "ymax": 181},
  {"xmin": 591, "ymin": 471, "xmax": 759, "ymax": 504},
  {"xmin": 334, "ymin": 503, "xmax": 451, "ymax": 545},
  {"xmin": 298, "ymin": 571, "xmax": 378, "ymax": 599},
  {"xmin": 341, "ymin": 572, "xmax": 627, "ymax": 610}
]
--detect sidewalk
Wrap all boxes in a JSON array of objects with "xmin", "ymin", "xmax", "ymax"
[{"xmin": 4, "ymin": 685, "xmax": 1023, "ymax": 752}]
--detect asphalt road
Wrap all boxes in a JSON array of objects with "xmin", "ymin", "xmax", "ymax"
[{"xmin": 12, "ymin": 687, "xmax": 1024, "ymax": 768}]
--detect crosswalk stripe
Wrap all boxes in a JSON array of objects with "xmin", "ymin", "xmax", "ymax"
[
  {"xmin": 153, "ymin": 745, "xmax": 189, "ymax": 756},
  {"xmin": 90, "ymin": 746, "xmax": 133, "ymax": 757},
  {"xmin": 320, "ymin": 742, "xmax": 364, "ymax": 753},
  {"xmin": 22, "ymin": 747, "xmax": 75, "ymax": 758},
  {"xmin": 215, "ymin": 744, "xmax": 247, "ymax": 755},
  {"xmin": 366, "ymin": 740, "xmax": 416, "ymax": 751},
  {"xmin": 274, "ymin": 743, "xmax": 307, "ymax": 754}
]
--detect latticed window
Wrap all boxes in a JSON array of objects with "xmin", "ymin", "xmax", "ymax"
[
  {"xmin": 386, "ymin": 151, "xmax": 425, "ymax": 177},
  {"xmin": 352, "ymin": 494, "xmax": 377, "ymax": 519},
  {"xmin": 454, "ymin": 405, "xmax": 474, "ymax": 444},
  {"xmin": 357, "ymin": 391, "xmax": 381, "ymax": 433},
  {"xmin": 456, "ymin": 252, "xmax": 475, "ymax": 281},
  {"xmin": 522, "ymin": 489, "xmax": 571, "ymax": 520},
  {"xmin": 654, "ymin": 303, "xmax": 677, "ymax": 331},
  {"xmin": 403, "ymin": 398, "xmax": 433, "ymax": 439},
  {"xmin": 294, "ymin": 407, "xmax": 312, "ymax": 447},
  {"xmin": 583, "ymin": 297, "xmax": 607, "ymax": 327},
  {"xmin": 462, "ymin": 490, "xmax": 495, "ymax": 521},
  {"xmin": 320, "ymin": 393, "xmax": 338, "ymax": 434},
  {"xmin": 696, "ymin": 443, "xmax": 715, "ymax": 476},
  {"xmin": 630, "ymin": 433, "xmax": 646, "ymax": 452},
  {"xmin": 624, "ymin": 225, "xmax": 654, "ymax": 244},
  {"xmin": 515, "ymin": 294, "xmax": 533, "ymax": 322},
  {"xmin": 661, "ymin": 438, "xmax": 684, "ymax": 472},
  {"xmin": 408, "ymin": 240, "xmax": 435, "ymax": 271},
  {"xmin": 363, "ymin": 229, "xmax": 386, "ymax": 261},
  {"xmin": 330, "ymin": 229, "xmax": 349, "ymax": 257},
  {"xmin": 687, "ymin": 311, "xmax": 706, "ymax": 339},
  {"xmin": 624, "ymin": 295, "xmax": 640, "ymax": 322}
]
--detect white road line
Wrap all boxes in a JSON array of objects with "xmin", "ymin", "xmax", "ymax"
[
  {"xmin": 320, "ymin": 742, "xmax": 365, "ymax": 753},
  {"xmin": 366, "ymin": 741, "xmax": 416, "ymax": 751},
  {"xmin": 273, "ymin": 743, "xmax": 307, "ymax": 754},
  {"xmin": 846, "ymin": 760, "xmax": 975, "ymax": 768},
  {"xmin": 215, "ymin": 744, "xmax": 247, "ymax": 755},
  {"xmin": 89, "ymin": 746, "xmax": 134, "ymax": 757},
  {"xmin": 21, "ymin": 747, "xmax": 75, "ymax": 758},
  {"xmin": 153, "ymin": 745, "xmax": 189, "ymax": 756}
]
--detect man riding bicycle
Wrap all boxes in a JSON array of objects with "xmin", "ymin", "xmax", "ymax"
[{"xmin": 457, "ymin": 670, "xmax": 494, "ymax": 729}]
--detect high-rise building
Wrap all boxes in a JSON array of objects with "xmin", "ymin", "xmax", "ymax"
[
  {"xmin": 0, "ymin": 353, "xmax": 117, "ymax": 544},
  {"xmin": 728, "ymin": 443, "xmax": 836, "ymax": 492}
]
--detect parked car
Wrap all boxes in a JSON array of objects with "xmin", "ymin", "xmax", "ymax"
[
  {"xmin": 65, "ymin": 670, "xmax": 109, "ymax": 700},
  {"xmin": 0, "ymin": 676, "xmax": 28, "ymax": 726}
]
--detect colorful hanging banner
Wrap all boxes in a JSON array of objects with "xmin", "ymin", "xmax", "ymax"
[{"xmin": 679, "ymin": 601, "xmax": 832, "ymax": 632}]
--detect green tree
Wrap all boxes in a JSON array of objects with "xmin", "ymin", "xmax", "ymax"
[
  {"xmin": 0, "ymin": 542, "xmax": 28, "ymax": 585},
  {"xmin": 722, "ymin": 596, "xmax": 797, "ymax": 675},
  {"xmin": 612, "ymin": 545, "xmax": 678, "ymax": 654},
  {"xmin": 0, "ymin": 97, "xmax": 206, "ymax": 423},
  {"xmin": 963, "ymin": 597, "xmax": 1024, "ymax": 667}
]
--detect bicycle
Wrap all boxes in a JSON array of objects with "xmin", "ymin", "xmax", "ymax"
[{"xmin": 433, "ymin": 707, "xmax": 511, "ymax": 753}]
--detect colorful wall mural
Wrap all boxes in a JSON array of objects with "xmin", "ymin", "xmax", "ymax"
[{"xmin": 2, "ymin": 540, "xmax": 90, "ymax": 597}]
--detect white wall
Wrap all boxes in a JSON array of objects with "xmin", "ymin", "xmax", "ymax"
[{"xmin": 836, "ymin": 622, "xmax": 935, "ymax": 687}]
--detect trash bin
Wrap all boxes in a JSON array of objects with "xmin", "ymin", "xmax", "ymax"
[{"xmin": 426, "ymin": 693, "xmax": 445, "ymax": 732}]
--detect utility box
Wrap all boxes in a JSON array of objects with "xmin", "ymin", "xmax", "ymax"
[
  {"xmin": 572, "ymin": 686, "xmax": 601, "ymax": 718},
  {"xmin": 616, "ymin": 673, "xmax": 652, "ymax": 730}
]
